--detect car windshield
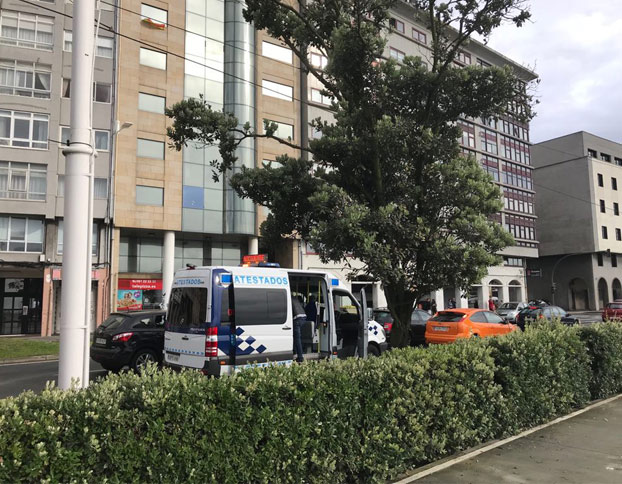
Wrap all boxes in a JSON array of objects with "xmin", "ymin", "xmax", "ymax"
[
  {"xmin": 373, "ymin": 311, "xmax": 393, "ymax": 324},
  {"xmin": 99, "ymin": 314, "xmax": 130, "ymax": 330},
  {"xmin": 500, "ymin": 303, "xmax": 518, "ymax": 309},
  {"xmin": 429, "ymin": 311, "xmax": 466, "ymax": 322}
]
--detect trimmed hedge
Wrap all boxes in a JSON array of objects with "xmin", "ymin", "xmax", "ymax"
[{"xmin": 1, "ymin": 323, "xmax": 621, "ymax": 483}]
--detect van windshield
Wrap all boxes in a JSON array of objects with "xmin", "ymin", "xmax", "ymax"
[{"xmin": 168, "ymin": 287, "xmax": 207, "ymax": 328}]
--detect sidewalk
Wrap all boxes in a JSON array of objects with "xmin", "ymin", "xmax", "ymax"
[{"xmin": 403, "ymin": 395, "xmax": 622, "ymax": 483}]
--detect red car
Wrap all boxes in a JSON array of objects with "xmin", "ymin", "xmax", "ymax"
[{"xmin": 602, "ymin": 301, "xmax": 622, "ymax": 321}]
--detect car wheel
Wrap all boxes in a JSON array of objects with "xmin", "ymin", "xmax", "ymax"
[
  {"xmin": 131, "ymin": 349, "xmax": 158, "ymax": 372},
  {"xmin": 367, "ymin": 344, "xmax": 380, "ymax": 357},
  {"xmin": 574, "ymin": 319, "xmax": 580, "ymax": 325},
  {"xmin": 101, "ymin": 362, "xmax": 123, "ymax": 373}
]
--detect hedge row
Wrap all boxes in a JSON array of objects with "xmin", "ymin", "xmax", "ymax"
[{"xmin": 1, "ymin": 323, "xmax": 622, "ymax": 483}]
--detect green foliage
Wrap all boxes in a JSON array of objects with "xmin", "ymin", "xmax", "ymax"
[
  {"xmin": 4, "ymin": 324, "xmax": 622, "ymax": 483},
  {"xmin": 167, "ymin": 0, "xmax": 533, "ymax": 347},
  {"xmin": 578, "ymin": 322, "xmax": 622, "ymax": 399}
]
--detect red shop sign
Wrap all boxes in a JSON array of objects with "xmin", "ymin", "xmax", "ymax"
[{"xmin": 118, "ymin": 279, "xmax": 162, "ymax": 290}]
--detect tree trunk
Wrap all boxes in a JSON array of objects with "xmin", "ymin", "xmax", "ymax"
[{"xmin": 385, "ymin": 285, "xmax": 417, "ymax": 348}]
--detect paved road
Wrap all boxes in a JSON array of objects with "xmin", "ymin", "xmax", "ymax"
[
  {"xmin": 416, "ymin": 397, "xmax": 622, "ymax": 484},
  {"xmin": 0, "ymin": 360, "xmax": 108, "ymax": 399}
]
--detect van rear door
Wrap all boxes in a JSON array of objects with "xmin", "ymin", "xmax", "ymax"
[{"xmin": 164, "ymin": 274, "xmax": 209, "ymax": 369}]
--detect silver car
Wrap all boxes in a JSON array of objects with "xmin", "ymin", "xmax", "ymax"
[{"xmin": 497, "ymin": 302, "xmax": 528, "ymax": 322}]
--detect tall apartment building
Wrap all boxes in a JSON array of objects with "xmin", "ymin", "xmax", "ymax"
[
  {"xmin": 110, "ymin": 0, "xmax": 302, "ymax": 310},
  {"xmin": 298, "ymin": 2, "xmax": 538, "ymax": 310},
  {"xmin": 528, "ymin": 132, "xmax": 622, "ymax": 310},
  {"xmin": 0, "ymin": 1, "xmax": 116, "ymax": 335}
]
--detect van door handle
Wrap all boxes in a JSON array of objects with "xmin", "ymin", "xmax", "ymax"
[
  {"xmin": 182, "ymin": 336, "xmax": 189, "ymax": 340},
  {"xmin": 282, "ymin": 326, "xmax": 292, "ymax": 330}
]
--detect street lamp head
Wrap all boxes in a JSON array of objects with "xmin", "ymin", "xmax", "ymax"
[{"xmin": 114, "ymin": 121, "xmax": 133, "ymax": 134}]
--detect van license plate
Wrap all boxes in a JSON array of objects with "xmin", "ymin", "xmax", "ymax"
[
  {"xmin": 434, "ymin": 326, "xmax": 449, "ymax": 332},
  {"xmin": 96, "ymin": 338, "xmax": 106, "ymax": 345},
  {"xmin": 167, "ymin": 353, "xmax": 180, "ymax": 362}
]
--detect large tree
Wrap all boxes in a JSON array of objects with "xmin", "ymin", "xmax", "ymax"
[{"xmin": 166, "ymin": 0, "xmax": 534, "ymax": 347}]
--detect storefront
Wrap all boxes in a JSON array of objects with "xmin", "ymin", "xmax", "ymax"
[
  {"xmin": 0, "ymin": 277, "xmax": 43, "ymax": 335},
  {"xmin": 116, "ymin": 278, "xmax": 163, "ymax": 311}
]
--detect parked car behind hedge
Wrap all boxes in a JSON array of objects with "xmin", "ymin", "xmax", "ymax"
[
  {"xmin": 425, "ymin": 308, "xmax": 517, "ymax": 344},
  {"xmin": 515, "ymin": 305, "xmax": 579, "ymax": 331}
]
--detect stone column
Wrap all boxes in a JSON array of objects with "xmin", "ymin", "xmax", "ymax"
[
  {"xmin": 162, "ymin": 231, "xmax": 175, "ymax": 308},
  {"xmin": 479, "ymin": 283, "xmax": 489, "ymax": 309},
  {"xmin": 248, "ymin": 236, "xmax": 259, "ymax": 255},
  {"xmin": 455, "ymin": 288, "xmax": 469, "ymax": 308},
  {"xmin": 501, "ymin": 284, "xmax": 510, "ymax": 305},
  {"xmin": 432, "ymin": 289, "xmax": 444, "ymax": 311}
]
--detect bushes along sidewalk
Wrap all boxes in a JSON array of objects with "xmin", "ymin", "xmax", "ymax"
[{"xmin": 1, "ymin": 323, "xmax": 621, "ymax": 483}]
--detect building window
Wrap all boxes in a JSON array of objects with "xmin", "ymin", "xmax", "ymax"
[
  {"xmin": 261, "ymin": 79, "xmax": 293, "ymax": 101},
  {"xmin": 476, "ymin": 58, "xmax": 492, "ymax": 67},
  {"xmin": 615, "ymin": 157, "xmax": 622, "ymax": 167},
  {"xmin": 136, "ymin": 185, "xmax": 164, "ymax": 206},
  {"xmin": 94, "ymin": 130, "xmax": 110, "ymax": 151},
  {"xmin": 0, "ymin": 161, "xmax": 46, "ymax": 200},
  {"xmin": 141, "ymin": 4, "xmax": 168, "ymax": 25},
  {"xmin": 61, "ymin": 79, "xmax": 112, "ymax": 103},
  {"xmin": 57, "ymin": 221, "xmax": 98, "ymax": 256},
  {"xmin": 311, "ymin": 88, "xmax": 331, "ymax": 106},
  {"xmin": 481, "ymin": 129, "xmax": 498, "ymax": 155},
  {"xmin": 0, "ymin": 216, "xmax": 44, "ymax": 252},
  {"xmin": 0, "ymin": 10, "xmax": 54, "ymax": 51},
  {"xmin": 138, "ymin": 92, "xmax": 166, "ymax": 113},
  {"xmin": 613, "ymin": 254, "xmax": 618, "ymax": 268},
  {"xmin": 459, "ymin": 121, "xmax": 476, "ymax": 148},
  {"xmin": 309, "ymin": 52, "xmax": 328, "ymax": 69},
  {"xmin": 597, "ymin": 253, "xmax": 603, "ymax": 266},
  {"xmin": 615, "ymin": 203, "xmax": 620, "ymax": 216},
  {"xmin": 389, "ymin": 47, "xmax": 405, "ymax": 62},
  {"xmin": 501, "ymin": 161, "xmax": 533, "ymax": 190},
  {"xmin": 617, "ymin": 229, "xmax": 622, "ymax": 242},
  {"xmin": 613, "ymin": 178, "xmax": 618, "ymax": 191},
  {"xmin": 94, "ymin": 178, "xmax": 108, "ymax": 199},
  {"xmin": 587, "ymin": 148, "xmax": 597, "ymax": 158},
  {"xmin": 504, "ymin": 214, "xmax": 536, "ymax": 241},
  {"xmin": 119, "ymin": 236, "xmax": 163, "ymax": 273},
  {"xmin": 63, "ymin": 31, "xmax": 114, "ymax": 58},
  {"xmin": 390, "ymin": 18, "xmax": 404, "ymax": 34},
  {"xmin": 263, "ymin": 119, "xmax": 294, "ymax": 140},
  {"xmin": 602, "ymin": 226, "xmax": 608, "ymax": 239},
  {"xmin": 598, "ymin": 173, "xmax": 604, "ymax": 187},
  {"xmin": 503, "ymin": 257, "xmax": 524, "ymax": 267},
  {"xmin": 139, "ymin": 47, "xmax": 166, "ymax": 70},
  {"xmin": 601, "ymin": 153, "xmax": 611, "ymax": 162},
  {"xmin": 0, "ymin": 110, "xmax": 48, "ymax": 149},
  {"xmin": 412, "ymin": 27, "xmax": 427, "ymax": 44},
  {"xmin": 0, "ymin": 59, "xmax": 51, "ymax": 98},
  {"xmin": 600, "ymin": 199, "xmax": 606, "ymax": 213},
  {"xmin": 457, "ymin": 51, "xmax": 471, "ymax": 65},
  {"xmin": 137, "ymin": 138, "xmax": 165, "ymax": 159},
  {"xmin": 262, "ymin": 41, "xmax": 292, "ymax": 64}
]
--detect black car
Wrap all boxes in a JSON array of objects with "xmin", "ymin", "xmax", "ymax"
[
  {"xmin": 373, "ymin": 307, "xmax": 431, "ymax": 346},
  {"xmin": 90, "ymin": 310, "xmax": 166, "ymax": 372},
  {"xmin": 515, "ymin": 305, "xmax": 580, "ymax": 331}
]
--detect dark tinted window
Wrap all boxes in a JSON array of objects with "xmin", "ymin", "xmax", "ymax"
[
  {"xmin": 132, "ymin": 316, "xmax": 154, "ymax": 328},
  {"xmin": 555, "ymin": 307, "xmax": 567, "ymax": 317},
  {"xmin": 235, "ymin": 288, "xmax": 287, "ymax": 325},
  {"xmin": 499, "ymin": 303, "xmax": 517, "ymax": 309},
  {"xmin": 374, "ymin": 310, "xmax": 394, "ymax": 324},
  {"xmin": 100, "ymin": 314, "xmax": 130, "ymax": 330},
  {"xmin": 429, "ymin": 311, "xmax": 466, "ymax": 322},
  {"xmin": 484, "ymin": 312, "xmax": 504, "ymax": 324},
  {"xmin": 154, "ymin": 314, "xmax": 165, "ymax": 326},
  {"xmin": 608, "ymin": 303, "xmax": 622, "ymax": 309},
  {"xmin": 416, "ymin": 310, "xmax": 431, "ymax": 322},
  {"xmin": 542, "ymin": 307, "xmax": 553, "ymax": 318},
  {"xmin": 470, "ymin": 311, "xmax": 488, "ymax": 323},
  {"xmin": 167, "ymin": 288, "xmax": 207, "ymax": 328}
]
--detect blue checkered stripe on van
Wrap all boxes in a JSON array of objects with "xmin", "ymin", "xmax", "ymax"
[
  {"xmin": 368, "ymin": 324, "xmax": 379, "ymax": 336},
  {"xmin": 235, "ymin": 327, "xmax": 267, "ymax": 355}
]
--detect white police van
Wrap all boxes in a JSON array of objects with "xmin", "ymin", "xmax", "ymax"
[{"xmin": 163, "ymin": 266, "xmax": 387, "ymax": 376}]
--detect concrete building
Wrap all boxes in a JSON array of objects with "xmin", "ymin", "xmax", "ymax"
[
  {"xmin": 0, "ymin": 1, "xmax": 116, "ymax": 335},
  {"xmin": 528, "ymin": 132, "xmax": 622, "ymax": 310},
  {"xmin": 296, "ymin": 2, "xmax": 538, "ymax": 310}
]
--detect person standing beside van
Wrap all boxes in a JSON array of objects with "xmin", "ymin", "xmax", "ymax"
[{"xmin": 291, "ymin": 295, "xmax": 306, "ymax": 363}]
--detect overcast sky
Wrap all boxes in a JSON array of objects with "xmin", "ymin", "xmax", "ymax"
[{"xmin": 486, "ymin": 0, "xmax": 622, "ymax": 144}]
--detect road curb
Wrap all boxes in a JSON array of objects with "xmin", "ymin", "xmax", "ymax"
[
  {"xmin": 392, "ymin": 392, "xmax": 622, "ymax": 483},
  {"xmin": 0, "ymin": 355, "xmax": 59, "ymax": 366}
]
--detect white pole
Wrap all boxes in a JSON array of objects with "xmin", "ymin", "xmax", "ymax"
[
  {"xmin": 162, "ymin": 231, "xmax": 175, "ymax": 309},
  {"xmin": 248, "ymin": 236, "xmax": 258, "ymax": 255},
  {"xmin": 60, "ymin": 0, "xmax": 95, "ymax": 390}
]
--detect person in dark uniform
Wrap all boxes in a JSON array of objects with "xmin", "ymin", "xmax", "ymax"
[{"xmin": 291, "ymin": 295, "xmax": 306, "ymax": 363}]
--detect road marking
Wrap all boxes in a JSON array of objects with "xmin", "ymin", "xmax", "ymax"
[{"xmin": 393, "ymin": 393, "xmax": 622, "ymax": 483}]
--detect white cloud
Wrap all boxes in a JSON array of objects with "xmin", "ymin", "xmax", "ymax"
[{"xmin": 486, "ymin": 0, "xmax": 622, "ymax": 143}]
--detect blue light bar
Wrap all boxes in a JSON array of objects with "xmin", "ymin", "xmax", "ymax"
[{"xmin": 331, "ymin": 278, "xmax": 339, "ymax": 286}]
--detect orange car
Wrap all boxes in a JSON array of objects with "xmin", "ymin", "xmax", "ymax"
[{"xmin": 425, "ymin": 308, "xmax": 518, "ymax": 344}]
